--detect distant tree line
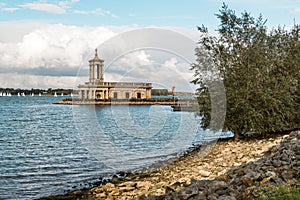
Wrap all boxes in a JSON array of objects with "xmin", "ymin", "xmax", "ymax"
[
  {"xmin": 0, "ymin": 88, "xmax": 76, "ymax": 95},
  {"xmin": 151, "ymin": 89, "xmax": 194, "ymax": 96},
  {"xmin": 191, "ymin": 4, "xmax": 300, "ymax": 139},
  {"xmin": 151, "ymin": 89, "xmax": 169, "ymax": 96}
]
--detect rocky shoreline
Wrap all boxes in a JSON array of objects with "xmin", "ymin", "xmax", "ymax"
[{"xmin": 39, "ymin": 130, "xmax": 299, "ymax": 200}]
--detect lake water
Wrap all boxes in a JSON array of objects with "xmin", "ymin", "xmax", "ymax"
[{"xmin": 0, "ymin": 96, "xmax": 232, "ymax": 199}]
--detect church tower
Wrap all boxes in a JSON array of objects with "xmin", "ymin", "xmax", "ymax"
[
  {"xmin": 78, "ymin": 48, "xmax": 152, "ymax": 101},
  {"xmin": 89, "ymin": 48, "xmax": 104, "ymax": 84}
]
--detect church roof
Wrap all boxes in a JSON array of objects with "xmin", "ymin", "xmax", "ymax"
[{"xmin": 89, "ymin": 48, "xmax": 104, "ymax": 62}]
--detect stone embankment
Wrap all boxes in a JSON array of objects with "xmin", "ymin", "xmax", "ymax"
[
  {"xmin": 42, "ymin": 131, "xmax": 300, "ymax": 200},
  {"xmin": 53, "ymin": 98, "xmax": 197, "ymax": 107},
  {"xmin": 54, "ymin": 100, "xmax": 178, "ymax": 105},
  {"xmin": 144, "ymin": 131, "xmax": 300, "ymax": 200}
]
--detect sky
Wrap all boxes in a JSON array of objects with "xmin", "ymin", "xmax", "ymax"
[{"xmin": 0, "ymin": 0, "xmax": 299, "ymax": 91}]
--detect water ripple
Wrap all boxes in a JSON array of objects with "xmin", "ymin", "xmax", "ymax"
[{"xmin": 0, "ymin": 96, "xmax": 231, "ymax": 200}]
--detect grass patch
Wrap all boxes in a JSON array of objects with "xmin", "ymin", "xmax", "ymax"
[{"xmin": 256, "ymin": 180, "xmax": 300, "ymax": 200}]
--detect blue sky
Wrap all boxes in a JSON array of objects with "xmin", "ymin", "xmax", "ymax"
[
  {"xmin": 1, "ymin": 0, "xmax": 299, "ymax": 29},
  {"xmin": 0, "ymin": 0, "xmax": 299, "ymax": 90}
]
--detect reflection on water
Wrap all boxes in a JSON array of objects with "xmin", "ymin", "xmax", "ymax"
[{"xmin": 74, "ymin": 105, "xmax": 199, "ymax": 170}]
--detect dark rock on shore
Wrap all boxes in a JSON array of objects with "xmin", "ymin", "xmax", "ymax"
[{"xmin": 142, "ymin": 131, "xmax": 300, "ymax": 200}]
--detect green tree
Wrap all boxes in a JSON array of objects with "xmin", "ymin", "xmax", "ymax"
[{"xmin": 191, "ymin": 4, "xmax": 300, "ymax": 139}]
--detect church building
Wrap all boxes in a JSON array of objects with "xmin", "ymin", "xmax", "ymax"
[{"xmin": 78, "ymin": 49, "xmax": 152, "ymax": 100}]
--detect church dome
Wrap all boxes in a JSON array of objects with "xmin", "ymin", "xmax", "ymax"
[{"xmin": 89, "ymin": 48, "xmax": 104, "ymax": 63}]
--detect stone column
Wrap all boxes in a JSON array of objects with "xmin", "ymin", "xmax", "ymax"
[
  {"xmin": 84, "ymin": 90, "xmax": 88, "ymax": 100},
  {"xmin": 79, "ymin": 90, "xmax": 82, "ymax": 99},
  {"xmin": 146, "ymin": 89, "xmax": 151, "ymax": 99},
  {"xmin": 89, "ymin": 63, "xmax": 93, "ymax": 82},
  {"xmin": 93, "ymin": 64, "xmax": 95, "ymax": 81},
  {"xmin": 89, "ymin": 90, "xmax": 92, "ymax": 99},
  {"xmin": 100, "ymin": 61, "xmax": 104, "ymax": 82},
  {"xmin": 96, "ymin": 64, "xmax": 100, "ymax": 80}
]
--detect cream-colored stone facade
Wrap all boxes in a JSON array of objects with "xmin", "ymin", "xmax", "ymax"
[{"xmin": 78, "ymin": 49, "xmax": 152, "ymax": 100}]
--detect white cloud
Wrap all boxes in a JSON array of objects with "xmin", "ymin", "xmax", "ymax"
[
  {"xmin": 2, "ymin": 7, "xmax": 19, "ymax": 12},
  {"xmin": 0, "ymin": 24, "xmax": 116, "ymax": 89},
  {"xmin": 0, "ymin": 73, "xmax": 77, "ymax": 89},
  {"xmin": 105, "ymin": 51, "xmax": 196, "ymax": 92},
  {"xmin": 0, "ymin": 24, "xmax": 116, "ymax": 73},
  {"xmin": 163, "ymin": 57, "xmax": 178, "ymax": 68},
  {"xmin": 0, "ymin": 22, "xmax": 48, "ymax": 43},
  {"xmin": 107, "ymin": 50, "xmax": 152, "ymax": 74},
  {"xmin": 58, "ymin": 0, "xmax": 80, "ymax": 9},
  {"xmin": 72, "ymin": 10, "xmax": 88, "ymax": 14},
  {"xmin": 73, "ymin": 8, "xmax": 118, "ymax": 18},
  {"xmin": 11, "ymin": 0, "xmax": 81, "ymax": 15},
  {"xmin": 136, "ymin": 51, "xmax": 152, "ymax": 64},
  {"xmin": 20, "ymin": 2, "xmax": 66, "ymax": 14},
  {"xmin": 0, "ymin": 2, "xmax": 19, "ymax": 12},
  {"xmin": 290, "ymin": 7, "xmax": 300, "ymax": 13},
  {"xmin": 0, "ymin": 24, "xmax": 197, "ymax": 91}
]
